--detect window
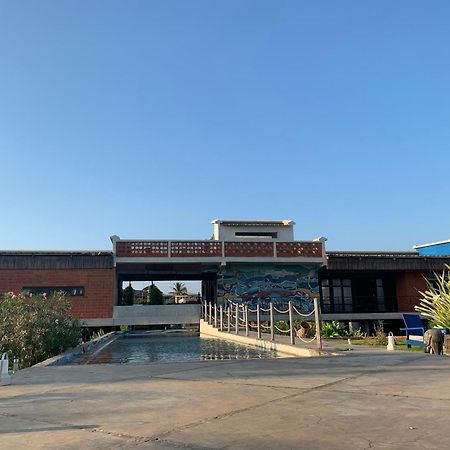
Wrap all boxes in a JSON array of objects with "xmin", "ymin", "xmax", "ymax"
[
  {"xmin": 333, "ymin": 279, "xmax": 353, "ymax": 312},
  {"xmin": 321, "ymin": 279, "xmax": 331, "ymax": 312},
  {"xmin": 23, "ymin": 286, "xmax": 85, "ymax": 297},
  {"xmin": 376, "ymin": 279, "xmax": 385, "ymax": 312},
  {"xmin": 427, "ymin": 271, "xmax": 449, "ymax": 291},
  {"xmin": 320, "ymin": 278, "xmax": 352, "ymax": 313},
  {"xmin": 234, "ymin": 231, "xmax": 278, "ymax": 239}
]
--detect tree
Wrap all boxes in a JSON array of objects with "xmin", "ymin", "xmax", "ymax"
[
  {"xmin": 147, "ymin": 283, "xmax": 164, "ymax": 305},
  {"xmin": 122, "ymin": 282, "xmax": 134, "ymax": 306},
  {"xmin": 170, "ymin": 282, "xmax": 188, "ymax": 300},
  {"xmin": 415, "ymin": 264, "xmax": 450, "ymax": 329},
  {"xmin": 0, "ymin": 291, "xmax": 81, "ymax": 368}
]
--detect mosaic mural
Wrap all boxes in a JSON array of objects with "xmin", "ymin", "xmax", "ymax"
[{"xmin": 216, "ymin": 264, "xmax": 320, "ymax": 312}]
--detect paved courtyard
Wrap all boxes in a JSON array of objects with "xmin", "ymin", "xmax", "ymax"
[{"xmin": 1, "ymin": 349, "xmax": 450, "ymax": 449}]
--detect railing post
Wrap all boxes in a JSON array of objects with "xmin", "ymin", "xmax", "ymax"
[
  {"xmin": 257, "ymin": 304, "xmax": 261, "ymax": 339},
  {"xmin": 270, "ymin": 302, "xmax": 275, "ymax": 341},
  {"xmin": 235, "ymin": 304, "xmax": 239, "ymax": 334},
  {"xmin": 314, "ymin": 298, "xmax": 322, "ymax": 350},
  {"xmin": 219, "ymin": 305, "xmax": 223, "ymax": 331},
  {"xmin": 203, "ymin": 301, "xmax": 207, "ymax": 320},
  {"xmin": 227, "ymin": 305, "xmax": 231, "ymax": 332},
  {"xmin": 289, "ymin": 300, "xmax": 295, "ymax": 345},
  {"xmin": 245, "ymin": 305, "xmax": 249, "ymax": 337},
  {"xmin": 214, "ymin": 304, "xmax": 217, "ymax": 328},
  {"xmin": 209, "ymin": 302, "xmax": 212, "ymax": 325}
]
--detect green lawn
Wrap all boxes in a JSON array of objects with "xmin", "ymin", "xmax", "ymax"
[{"xmin": 325, "ymin": 337, "xmax": 423, "ymax": 352}]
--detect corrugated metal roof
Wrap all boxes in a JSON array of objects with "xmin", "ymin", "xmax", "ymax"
[{"xmin": 414, "ymin": 238, "xmax": 450, "ymax": 249}]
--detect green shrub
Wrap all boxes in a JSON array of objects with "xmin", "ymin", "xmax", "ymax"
[
  {"xmin": 373, "ymin": 320, "xmax": 387, "ymax": 346},
  {"xmin": 0, "ymin": 291, "xmax": 81, "ymax": 368},
  {"xmin": 121, "ymin": 283, "xmax": 134, "ymax": 306},
  {"xmin": 321, "ymin": 320, "xmax": 348, "ymax": 338},
  {"xmin": 274, "ymin": 320, "xmax": 290, "ymax": 334},
  {"xmin": 147, "ymin": 284, "xmax": 165, "ymax": 305},
  {"xmin": 415, "ymin": 264, "xmax": 450, "ymax": 329},
  {"xmin": 350, "ymin": 328, "xmax": 366, "ymax": 338}
]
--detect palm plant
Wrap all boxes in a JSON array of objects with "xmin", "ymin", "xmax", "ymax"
[
  {"xmin": 415, "ymin": 264, "xmax": 450, "ymax": 329},
  {"xmin": 170, "ymin": 282, "xmax": 188, "ymax": 299}
]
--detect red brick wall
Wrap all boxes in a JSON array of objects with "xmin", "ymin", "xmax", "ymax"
[
  {"xmin": 0, "ymin": 269, "xmax": 115, "ymax": 319},
  {"xmin": 395, "ymin": 271, "xmax": 428, "ymax": 312}
]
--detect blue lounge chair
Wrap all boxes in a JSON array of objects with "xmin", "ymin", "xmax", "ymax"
[{"xmin": 401, "ymin": 313, "xmax": 427, "ymax": 348}]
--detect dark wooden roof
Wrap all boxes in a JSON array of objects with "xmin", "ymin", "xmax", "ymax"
[
  {"xmin": 325, "ymin": 251, "xmax": 450, "ymax": 272},
  {"xmin": 0, "ymin": 251, "xmax": 113, "ymax": 269},
  {"xmin": 1, "ymin": 248, "xmax": 449, "ymax": 272}
]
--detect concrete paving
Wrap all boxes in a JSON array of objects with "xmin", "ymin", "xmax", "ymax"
[{"xmin": 1, "ymin": 349, "xmax": 450, "ymax": 449}]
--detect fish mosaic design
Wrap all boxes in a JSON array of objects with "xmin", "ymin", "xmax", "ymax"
[{"xmin": 217, "ymin": 265, "xmax": 319, "ymax": 312}]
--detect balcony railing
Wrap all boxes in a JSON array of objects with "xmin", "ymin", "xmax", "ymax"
[{"xmin": 115, "ymin": 240, "xmax": 323, "ymax": 259}]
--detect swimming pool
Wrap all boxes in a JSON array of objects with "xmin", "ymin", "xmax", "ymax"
[{"xmin": 79, "ymin": 334, "xmax": 278, "ymax": 364}]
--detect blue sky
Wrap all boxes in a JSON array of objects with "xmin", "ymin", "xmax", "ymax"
[{"xmin": 1, "ymin": 1, "xmax": 449, "ymax": 252}]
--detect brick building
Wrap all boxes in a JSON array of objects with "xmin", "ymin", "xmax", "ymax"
[
  {"xmin": 1, "ymin": 221, "xmax": 449, "ymax": 328},
  {"xmin": 319, "ymin": 251, "xmax": 450, "ymax": 322},
  {"xmin": 0, "ymin": 251, "xmax": 115, "ymax": 324}
]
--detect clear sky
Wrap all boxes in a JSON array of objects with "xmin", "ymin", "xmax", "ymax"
[{"xmin": 1, "ymin": 1, "xmax": 449, "ymax": 252}]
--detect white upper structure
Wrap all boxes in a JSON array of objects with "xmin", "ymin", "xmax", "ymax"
[{"xmin": 211, "ymin": 220, "xmax": 295, "ymax": 242}]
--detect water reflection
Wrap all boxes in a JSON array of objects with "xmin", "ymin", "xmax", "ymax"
[{"xmin": 82, "ymin": 335, "xmax": 277, "ymax": 364}]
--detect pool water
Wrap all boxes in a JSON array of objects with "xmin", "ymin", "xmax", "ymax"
[{"xmin": 80, "ymin": 335, "xmax": 278, "ymax": 364}]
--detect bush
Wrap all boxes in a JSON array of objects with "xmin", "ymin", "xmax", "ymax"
[
  {"xmin": 350, "ymin": 328, "xmax": 366, "ymax": 338},
  {"xmin": 0, "ymin": 291, "xmax": 81, "ymax": 368},
  {"xmin": 121, "ymin": 283, "xmax": 135, "ymax": 306},
  {"xmin": 147, "ymin": 284, "xmax": 164, "ymax": 305},
  {"xmin": 321, "ymin": 320, "xmax": 348, "ymax": 338},
  {"xmin": 274, "ymin": 320, "xmax": 290, "ymax": 334},
  {"xmin": 373, "ymin": 320, "xmax": 387, "ymax": 346},
  {"xmin": 415, "ymin": 264, "xmax": 450, "ymax": 329}
]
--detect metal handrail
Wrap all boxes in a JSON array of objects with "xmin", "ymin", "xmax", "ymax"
[{"xmin": 204, "ymin": 299, "xmax": 322, "ymax": 350}]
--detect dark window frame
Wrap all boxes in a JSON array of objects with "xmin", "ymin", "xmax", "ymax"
[
  {"xmin": 23, "ymin": 286, "xmax": 85, "ymax": 297},
  {"xmin": 234, "ymin": 231, "xmax": 278, "ymax": 239},
  {"xmin": 320, "ymin": 278, "xmax": 353, "ymax": 313}
]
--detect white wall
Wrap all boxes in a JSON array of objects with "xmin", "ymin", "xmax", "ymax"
[
  {"xmin": 113, "ymin": 304, "xmax": 201, "ymax": 326},
  {"xmin": 213, "ymin": 224, "xmax": 294, "ymax": 242}
]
